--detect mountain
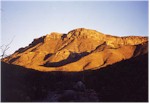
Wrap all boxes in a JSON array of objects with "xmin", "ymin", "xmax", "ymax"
[
  {"xmin": 2, "ymin": 28, "xmax": 148, "ymax": 71},
  {"xmin": 1, "ymin": 28, "xmax": 148, "ymax": 102}
]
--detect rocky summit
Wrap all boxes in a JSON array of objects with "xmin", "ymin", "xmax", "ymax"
[{"xmin": 2, "ymin": 28, "xmax": 148, "ymax": 71}]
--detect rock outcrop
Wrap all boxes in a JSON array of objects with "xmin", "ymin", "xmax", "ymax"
[{"xmin": 2, "ymin": 28, "xmax": 148, "ymax": 71}]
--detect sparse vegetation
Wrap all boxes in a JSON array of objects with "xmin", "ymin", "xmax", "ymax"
[{"xmin": 0, "ymin": 37, "xmax": 14, "ymax": 58}]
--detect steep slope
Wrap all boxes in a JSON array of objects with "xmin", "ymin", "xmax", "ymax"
[{"xmin": 2, "ymin": 28, "xmax": 148, "ymax": 71}]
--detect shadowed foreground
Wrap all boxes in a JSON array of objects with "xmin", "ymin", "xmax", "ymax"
[{"xmin": 1, "ymin": 54, "xmax": 148, "ymax": 102}]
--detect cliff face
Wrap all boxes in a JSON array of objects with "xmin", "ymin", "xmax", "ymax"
[{"xmin": 2, "ymin": 28, "xmax": 148, "ymax": 71}]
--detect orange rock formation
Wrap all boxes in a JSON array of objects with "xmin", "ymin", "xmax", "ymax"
[{"xmin": 2, "ymin": 28, "xmax": 148, "ymax": 71}]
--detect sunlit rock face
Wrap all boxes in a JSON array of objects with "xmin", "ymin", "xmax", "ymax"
[{"xmin": 2, "ymin": 28, "xmax": 148, "ymax": 72}]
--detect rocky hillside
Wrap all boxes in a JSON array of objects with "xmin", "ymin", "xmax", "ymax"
[{"xmin": 2, "ymin": 28, "xmax": 148, "ymax": 71}]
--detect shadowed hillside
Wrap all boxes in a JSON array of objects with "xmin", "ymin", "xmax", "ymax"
[{"xmin": 1, "ymin": 53, "xmax": 148, "ymax": 102}]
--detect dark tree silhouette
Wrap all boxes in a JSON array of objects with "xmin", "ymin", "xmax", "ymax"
[{"xmin": 0, "ymin": 37, "xmax": 15, "ymax": 58}]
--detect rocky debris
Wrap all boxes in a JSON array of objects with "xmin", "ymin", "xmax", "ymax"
[
  {"xmin": 44, "ymin": 82, "xmax": 99, "ymax": 102},
  {"xmin": 73, "ymin": 81, "xmax": 86, "ymax": 92},
  {"xmin": 2, "ymin": 28, "xmax": 148, "ymax": 72},
  {"xmin": 43, "ymin": 81, "xmax": 99, "ymax": 102},
  {"xmin": 44, "ymin": 89, "xmax": 99, "ymax": 102}
]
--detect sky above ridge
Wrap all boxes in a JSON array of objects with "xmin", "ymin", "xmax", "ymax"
[{"xmin": 1, "ymin": 1, "xmax": 148, "ymax": 55}]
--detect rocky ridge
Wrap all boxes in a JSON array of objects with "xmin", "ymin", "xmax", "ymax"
[{"xmin": 2, "ymin": 28, "xmax": 148, "ymax": 71}]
